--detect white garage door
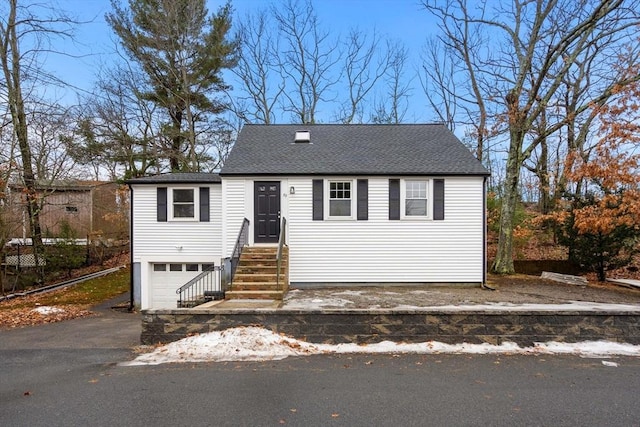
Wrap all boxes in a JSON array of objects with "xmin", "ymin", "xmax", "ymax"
[{"xmin": 150, "ymin": 262, "xmax": 215, "ymax": 309}]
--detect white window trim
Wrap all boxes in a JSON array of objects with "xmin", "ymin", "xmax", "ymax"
[
  {"xmin": 400, "ymin": 179, "xmax": 431, "ymax": 220},
  {"xmin": 169, "ymin": 187, "xmax": 199, "ymax": 222},
  {"xmin": 324, "ymin": 178, "xmax": 356, "ymax": 220}
]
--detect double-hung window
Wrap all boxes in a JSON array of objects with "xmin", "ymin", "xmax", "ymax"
[
  {"xmin": 404, "ymin": 180, "xmax": 428, "ymax": 217},
  {"xmin": 172, "ymin": 188, "xmax": 195, "ymax": 219},
  {"xmin": 329, "ymin": 181, "xmax": 352, "ymax": 217},
  {"xmin": 157, "ymin": 186, "xmax": 210, "ymax": 222},
  {"xmin": 313, "ymin": 179, "xmax": 367, "ymax": 221},
  {"xmin": 389, "ymin": 179, "xmax": 444, "ymax": 221}
]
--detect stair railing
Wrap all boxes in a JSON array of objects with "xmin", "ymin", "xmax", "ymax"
[
  {"xmin": 176, "ymin": 265, "xmax": 222, "ymax": 308},
  {"xmin": 229, "ymin": 218, "xmax": 250, "ymax": 288},
  {"xmin": 276, "ymin": 217, "xmax": 287, "ymax": 290}
]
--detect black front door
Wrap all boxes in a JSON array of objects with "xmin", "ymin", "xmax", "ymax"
[{"xmin": 254, "ymin": 181, "xmax": 280, "ymax": 243}]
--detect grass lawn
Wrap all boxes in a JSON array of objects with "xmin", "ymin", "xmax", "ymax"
[{"xmin": 0, "ymin": 267, "xmax": 130, "ymax": 328}]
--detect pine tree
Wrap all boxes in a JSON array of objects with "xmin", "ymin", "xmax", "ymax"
[{"xmin": 107, "ymin": 0, "xmax": 237, "ymax": 172}]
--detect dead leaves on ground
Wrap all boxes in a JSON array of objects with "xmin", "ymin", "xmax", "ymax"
[{"xmin": 0, "ymin": 304, "xmax": 93, "ymax": 329}]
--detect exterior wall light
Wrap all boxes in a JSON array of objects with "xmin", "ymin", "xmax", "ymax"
[{"xmin": 289, "ymin": 186, "xmax": 295, "ymax": 195}]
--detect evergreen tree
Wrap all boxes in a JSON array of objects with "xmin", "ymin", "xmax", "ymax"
[{"xmin": 107, "ymin": 0, "xmax": 237, "ymax": 172}]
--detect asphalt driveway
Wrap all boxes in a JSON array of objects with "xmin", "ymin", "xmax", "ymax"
[{"xmin": 0, "ymin": 293, "xmax": 141, "ymax": 352}]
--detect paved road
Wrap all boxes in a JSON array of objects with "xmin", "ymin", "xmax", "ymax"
[{"xmin": 1, "ymin": 297, "xmax": 639, "ymax": 426}]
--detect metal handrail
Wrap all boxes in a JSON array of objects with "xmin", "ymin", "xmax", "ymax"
[
  {"xmin": 276, "ymin": 217, "xmax": 287, "ymax": 290},
  {"xmin": 229, "ymin": 218, "xmax": 250, "ymax": 287},
  {"xmin": 176, "ymin": 265, "xmax": 222, "ymax": 308}
]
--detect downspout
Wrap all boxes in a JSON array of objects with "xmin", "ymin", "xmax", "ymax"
[
  {"xmin": 127, "ymin": 184, "xmax": 134, "ymax": 311},
  {"xmin": 483, "ymin": 176, "xmax": 487, "ymax": 284},
  {"xmin": 481, "ymin": 176, "xmax": 494, "ymax": 290}
]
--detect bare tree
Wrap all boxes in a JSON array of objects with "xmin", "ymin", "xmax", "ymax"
[
  {"xmin": 232, "ymin": 10, "xmax": 284, "ymax": 124},
  {"xmin": 74, "ymin": 65, "xmax": 162, "ymax": 180},
  {"xmin": 422, "ymin": 0, "xmax": 640, "ymax": 274},
  {"xmin": 29, "ymin": 103, "xmax": 81, "ymax": 182},
  {"xmin": 273, "ymin": 0, "xmax": 341, "ymax": 124},
  {"xmin": 0, "ymin": 0, "xmax": 78, "ymax": 281},
  {"xmin": 371, "ymin": 41, "xmax": 412, "ymax": 124},
  {"xmin": 420, "ymin": 27, "xmax": 489, "ymax": 162},
  {"xmin": 337, "ymin": 29, "xmax": 390, "ymax": 124}
]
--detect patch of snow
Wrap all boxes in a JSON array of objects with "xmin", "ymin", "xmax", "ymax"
[
  {"xmin": 281, "ymin": 297, "xmax": 640, "ymax": 312},
  {"xmin": 418, "ymin": 301, "xmax": 640, "ymax": 312},
  {"xmin": 283, "ymin": 298, "xmax": 355, "ymax": 309},
  {"xmin": 331, "ymin": 290, "xmax": 365, "ymax": 296},
  {"xmin": 393, "ymin": 305, "xmax": 425, "ymax": 310},
  {"xmin": 602, "ymin": 361, "xmax": 619, "ymax": 367},
  {"xmin": 33, "ymin": 306, "xmax": 65, "ymax": 315},
  {"xmin": 408, "ymin": 290, "xmax": 439, "ymax": 295},
  {"xmin": 540, "ymin": 341, "xmax": 639, "ymax": 357},
  {"xmin": 122, "ymin": 327, "xmax": 640, "ymax": 366},
  {"xmin": 122, "ymin": 327, "xmax": 323, "ymax": 365}
]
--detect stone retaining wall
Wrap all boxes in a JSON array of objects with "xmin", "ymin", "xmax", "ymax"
[{"xmin": 141, "ymin": 309, "xmax": 640, "ymax": 346}]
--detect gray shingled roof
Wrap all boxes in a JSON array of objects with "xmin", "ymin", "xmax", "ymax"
[
  {"xmin": 220, "ymin": 124, "xmax": 489, "ymax": 176},
  {"xmin": 126, "ymin": 173, "xmax": 221, "ymax": 184}
]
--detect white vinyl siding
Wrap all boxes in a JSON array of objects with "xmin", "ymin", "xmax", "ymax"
[
  {"xmin": 222, "ymin": 178, "xmax": 250, "ymax": 256},
  {"xmin": 287, "ymin": 176, "xmax": 484, "ymax": 284},
  {"xmin": 131, "ymin": 183, "xmax": 223, "ymax": 309}
]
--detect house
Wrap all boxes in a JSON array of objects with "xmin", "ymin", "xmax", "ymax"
[
  {"xmin": 128, "ymin": 124, "xmax": 490, "ymax": 309},
  {"xmin": 6, "ymin": 181, "xmax": 126, "ymax": 240},
  {"xmin": 127, "ymin": 173, "xmax": 222, "ymax": 309}
]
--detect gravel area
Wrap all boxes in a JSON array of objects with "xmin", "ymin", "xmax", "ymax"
[{"xmin": 281, "ymin": 275, "xmax": 640, "ymax": 310}]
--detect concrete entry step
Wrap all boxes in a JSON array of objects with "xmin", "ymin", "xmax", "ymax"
[
  {"xmin": 225, "ymin": 290, "xmax": 287, "ymax": 300},
  {"xmin": 206, "ymin": 299, "xmax": 282, "ymax": 309}
]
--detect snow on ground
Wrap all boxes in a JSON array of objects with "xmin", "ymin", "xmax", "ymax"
[
  {"xmin": 32, "ymin": 306, "xmax": 65, "ymax": 315},
  {"xmin": 330, "ymin": 290, "xmax": 365, "ymax": 296},
  {"xmin": 282, "ymin": 298, "xmax": 640, "ymax": 312},
  {"xmin": 424, "ymin": 302, "xmax": 640, "ymax": 312},
  {"xmin": 122, "ymin": 326, "xmax": 640, "ymax": 366},
  {"xmin": 283, "ymin": 297, "xmax": 356, "ymax": 309}
]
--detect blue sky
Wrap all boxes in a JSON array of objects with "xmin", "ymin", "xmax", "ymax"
[{"xmin": 46, "ymin": 0, "xmax": 435, "ymax": 120}]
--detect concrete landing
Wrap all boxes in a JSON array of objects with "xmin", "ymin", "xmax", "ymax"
[{"xmin": 201, "ymin": 299, "xmax": 282, "ymax": 309}]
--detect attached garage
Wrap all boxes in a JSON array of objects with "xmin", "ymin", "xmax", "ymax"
[
  {"xmin": 149, "ymin": 262, "xmax": 216, "ymax": 308},
  {"xmin": 127, "ymin": 173, "xmax": 223, "ymax": 310}
]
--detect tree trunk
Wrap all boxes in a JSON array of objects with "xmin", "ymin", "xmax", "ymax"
[
  {"xmin": 492, "ymin": 137, "xmax": 522, "ymax": 274},
  {"xmin": 1, "ymin": 1, "xmax": 45, "ymax": 282},
  {"xmin": 493, "ymin": 90, "xmax": 526, "ymax": 275},
  {"xmin": 537, "ymin": 138, "xmax": 551, "ymax": 214},
  {"xmin": 170, "ymin": 109, "xmax": 183, "ymax": 172}
]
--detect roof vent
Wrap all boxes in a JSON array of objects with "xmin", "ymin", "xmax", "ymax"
[{"xmin": 294, "ymin": 130, "xmax": 311, "ymax": 143}]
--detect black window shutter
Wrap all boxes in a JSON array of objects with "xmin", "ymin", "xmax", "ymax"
[
  {"xmin": 312, "ymin": 179, "xmax": 323, "ymax": 220},
  {"xmin": 434, "ymin": 179, "xmax": 445, "ymax": 220},
  {"xmin": 157, "ymin": 187, "xmax": 167, "ymax": 222},
  {"xmin": 389, "ymin": 179, "xmax": 400, "ymax": 220},
  {"xmin": 357, "ymin": 179, "xmax": 368, "ymax": 220},
  {"xmin": 199, "ymin": 187, "xmax": 210, "ymax": 222}
]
